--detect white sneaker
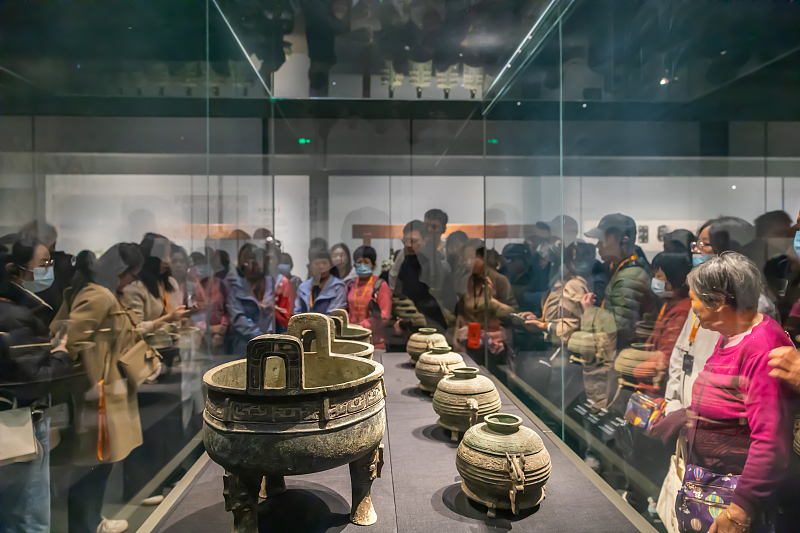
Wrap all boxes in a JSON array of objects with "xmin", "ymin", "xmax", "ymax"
[
  {"xmin": 97, "ymin": 517, "xmax": 129, "ymax": 533},
  {"xmin": 142, "ymin": 494, "xmax": 165, "ymax": 505}
]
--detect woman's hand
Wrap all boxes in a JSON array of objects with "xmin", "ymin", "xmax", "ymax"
[
  {"xmin": 708, "ymin": 503, "xmax": 749, "ymax": 533},
  {"xmin": 164, "ymin": 305, "xmax": 192, "ymax": 322},
  {"xmin": 581, "ymin": 292, "xmax": 596, "ymax": 311},
  {"xmin": 768, "ymin": 346, "xmax": 800, "ymax": 393}
]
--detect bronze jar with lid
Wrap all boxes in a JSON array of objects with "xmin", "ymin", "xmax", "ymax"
[
  {"xmin": 456, "ymin": 413, "xmax": 551, "ymax": 517},
  {"xmin": 406, "ymin": 327, "xmax": 448, "ymax": 363},
  {"xmin": 415, "ymin": 345, "xmax": 465, "ymax": 392},
  {"xmin": 432, "ymin": 367, "xmax": 501, "ymax": 440}
]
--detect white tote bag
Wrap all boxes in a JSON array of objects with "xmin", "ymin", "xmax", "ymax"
[
  {"xmin": 656, "ymin": 439, "xmax": 685, "ymax": 533},
  {"xmin": 0, "ymin": 397, "xmax": 38, "ymax": 466}
]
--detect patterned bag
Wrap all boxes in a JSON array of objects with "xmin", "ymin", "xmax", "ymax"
[
  {"xmin": 675, "ymin": 465, "xmax": 738, "ymax": 533},
  {"xmin": 624, "ymin": 391, "xmax": 666, "ymax": 434}
]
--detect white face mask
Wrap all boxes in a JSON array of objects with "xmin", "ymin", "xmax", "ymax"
[{"xmin": 651, "ymin": 277, "xmax": 673, "ymax": 299}]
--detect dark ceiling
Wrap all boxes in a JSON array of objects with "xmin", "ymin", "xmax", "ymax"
[{"xmin": 1, "ymin": 0, "xmax": 799, "ymax": 116}]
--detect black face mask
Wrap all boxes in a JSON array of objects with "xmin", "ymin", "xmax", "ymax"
[{"xmin": 571, "ymin": 259, "xmax": 593, "ymax": 273}]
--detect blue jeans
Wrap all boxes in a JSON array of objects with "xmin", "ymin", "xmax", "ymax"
[{"xmin": 0, "ymin": 414, "xmax": 50, "ymax": 533}]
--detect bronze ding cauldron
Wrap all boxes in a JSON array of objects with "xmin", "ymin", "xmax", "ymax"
[
  {"xmin": 330, "ymin": 308, "xmax": 373, "ymax": 343},
  {"xmin": 203, "ymin": 313, "xmax": 386, "ymax": 533}
]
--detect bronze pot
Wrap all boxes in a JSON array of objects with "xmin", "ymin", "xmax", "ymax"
[
  {"xmin": 203, "ymin": 313, "xmax": 386, "ymax": 532},
  {"xmin": 415, "ymin": 345, "xmax": 465, "ymax": 392},
  {"xmin": 406, "ymin": 327, "xmax": 448, "ymax": 363},
  {"xmin": 456, "ymin": 413, "xmax": 551, "ymax": 517},
  {"xmin": 433, "ymin": 367, "xmax": 501, "ymax": 440}
]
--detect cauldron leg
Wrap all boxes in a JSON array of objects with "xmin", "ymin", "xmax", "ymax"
[
  {"xmin": 259, "ymin": 475, "xmax": 287, "ymax": 498},
  {"xmin": 349, "ymin": 444, "xmax": 384, "ymax": 525},
  {"xmin": 223, "ymin": 471, "xmax": 260, "ymax": 533}
]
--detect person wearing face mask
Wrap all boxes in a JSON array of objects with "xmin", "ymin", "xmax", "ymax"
[
  {"xmin": 279, "ymin": 252, "xmax": 302, "ymax": 294},
  {"xmin": 50, "ymin": 245, "xmax": 146, "ymax": 533},
  {"xmin": 227, "ymin": 244, "xmax": 276, "ymax": 355},
  {"xmin": 191, "ymin": 253, "xmax": 229, "ymax": 353},
  {"xmin": 1, "ymin": 238, "xmax": 54, "ymax": 327},
  {"xmin": 346, "ymin": 246, "xmax": 392, "ymax": 350},
  {"xmin": 0, "ymin": 238, "xmax": 76, "ymax": 533},
  {"xmin": 294, "ymin": 249, "xmax": 346, "ymax": 315},
  {"xmin": 631, "ymin": 253, "xmax": 693, "ymax": 393}
]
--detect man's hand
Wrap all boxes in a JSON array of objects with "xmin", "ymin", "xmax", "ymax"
[
  {"xmin": 581, "ymin": 292, "xmax": 596, "ymax": 311},
  {"xmin": 768, "ymin": 346, "xmax": 800, "ymax": 393}
]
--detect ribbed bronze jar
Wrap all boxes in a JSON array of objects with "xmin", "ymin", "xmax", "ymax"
[
  {"xmin": 432, "ymin": 367, "xmax": 501, "ymax": 440},
  {"xmin": 415, "ymin": 346, "xmax": 466, "ymax": 392},
  {"xmin": 456, "ymin": 413, "xmax": 551, "ymax": 517},
  {"xmin": 406, "ymin": 327, "xmax": 448, "ymax": 363}
]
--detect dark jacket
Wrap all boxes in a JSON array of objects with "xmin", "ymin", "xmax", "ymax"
[
  {"xmin": 0, "ymin": 281, "xmax": 74, "ymax": 405},
  {"xmin": 602, "ymin": 256, "xmax": 655, "ymax": 349}
]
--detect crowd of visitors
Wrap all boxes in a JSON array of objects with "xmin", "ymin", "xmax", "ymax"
[{"xmin": 2, "ymin": 206, "xmax": 800, "ymax": 532}]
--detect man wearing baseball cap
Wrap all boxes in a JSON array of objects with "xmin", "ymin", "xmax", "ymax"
[{"xmin": 582, "ymin": 213, "xmax": 655, "ymax": 351}]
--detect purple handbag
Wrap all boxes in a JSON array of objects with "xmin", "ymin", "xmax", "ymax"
[{"xmin": 675, "ymin": 465, "xmax": 739, "ymax": 533}]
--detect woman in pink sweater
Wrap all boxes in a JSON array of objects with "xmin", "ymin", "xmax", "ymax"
[{"xmin": 684, "ymin": 252, "xmax": 796, "ymax": 533}]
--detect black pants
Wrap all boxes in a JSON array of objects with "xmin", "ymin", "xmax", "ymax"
[{"xmin": 68, "ymin": 463, "xmax": 114, "ymax": 533}]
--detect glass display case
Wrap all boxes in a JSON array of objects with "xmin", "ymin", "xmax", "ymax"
[{"xmin": 2, "ymin": 1, "xmax": 800, "ymax": 532}]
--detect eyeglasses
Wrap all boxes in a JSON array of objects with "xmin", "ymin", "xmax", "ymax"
[
  {"xmin": 25, "ymin": 260, "xmax": 54, "ymax": 271},
  {"xmin": 691, "ymin": 241, "xmax": 712, "ymax": 253}
]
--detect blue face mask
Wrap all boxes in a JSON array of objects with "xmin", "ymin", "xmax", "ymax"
[
  {"xmin": 651, "ymin": 278, "xmax": 673, "ymax": 299},
  {"xmin": 692, "ymin": 254, "xmax": 714, "ymax": 267},
  {"xmin": 277, "ymin": 264, "xmax": 292, "ymax": 277},
  {"xmin": 355, "ymin": 263, "xmax": 373, "ymax": 278},
  {"xmin": 23, "ymin": 266, "xmax": 55, "ymax": 293},
  {"xmin": 794, "ymin": 232, "xmax": 800, "ymax": 258}
]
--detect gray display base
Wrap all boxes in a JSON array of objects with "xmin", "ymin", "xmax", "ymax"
[{"xmin": 149, "ymin": 352, "xmax": 649, "ymax": 533}]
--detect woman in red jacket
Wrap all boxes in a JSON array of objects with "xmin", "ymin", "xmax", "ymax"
[
  {"xmin": 634, "ymin": 252, "xmax": 693, "ymax": 392},
  {"xmin": 346, "ymin": 246, "xmax": 391, "ymax": 350}
]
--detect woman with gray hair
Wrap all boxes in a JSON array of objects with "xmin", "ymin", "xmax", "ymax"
[{"xmin": 674, "ymin": 252, "xmax": 796, "ymax": 532}]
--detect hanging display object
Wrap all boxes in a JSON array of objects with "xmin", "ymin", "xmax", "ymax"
[
  {"xmin": 406, "ymin": 327, "xmax": 448, "ymax": 363},
  {"xmin": 457, "ymin": 413, "xmax": 551, "ymax": 517},
  {"xmin": 203, "ymin": 313, "xmax": 386, "ymax": 533},
  {"xmin": 330, "ymin": 308, "xmax": 373, "ymax": 343},
  {"xmin": 433, "ymin": 367, "xmax": 502, "ymax": 440},
  {"xmin": 415, "ymin": 345, "xmax": 466, "ymax": 392}
]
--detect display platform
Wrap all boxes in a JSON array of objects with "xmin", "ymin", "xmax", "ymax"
[{"xmin": 144, "ymin": 352, "xmax": 652, "ymax": 533}]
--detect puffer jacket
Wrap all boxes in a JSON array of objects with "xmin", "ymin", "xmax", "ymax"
[{"xmin": 602, "ymin": 257, "xmax": 655, "ymax": 350}]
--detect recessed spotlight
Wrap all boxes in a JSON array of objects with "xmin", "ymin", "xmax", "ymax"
[
  {"xmin": 459, "ymin": 53, "xmax": 463, "ymax": 57},
  {"xmin": 731, "ymin": 185, "xmax": 737, "ymax": 190},
  {"xmin": 517, "ymin": 102, "xmax": 521, "ymax": 106},
  {"xmin": 720, "ymin": 50, "xmax": 727, "ymax": 55},
  {"xmin": 404, "ymin": 46, "xmax": 410, "ymax": 51},
  {"xmin": 332, "ymin": 82, "xmax": 336, "ymax": 85},
  {"xmin": 660, "ymin": 78, "xmax": 669, "ymax": 85},
  {"xmin": 582, "ymin": 103, "xmax": 587, "ymax": 108},
  {"xmin": 128, "ymin": 26, "xmax": 133, "ymax": 30}
]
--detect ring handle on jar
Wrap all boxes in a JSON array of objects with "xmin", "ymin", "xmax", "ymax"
[
  {"xmin": 246, "ymin": 335, "xmax": 303, "ymax": 395},
  {"xmin": 289, "ymin": 313, "xmax": 334, "ymax": 359},
  {"xmin": 467, "ymin": 398, "xmax": 479, "ymax": 427}
]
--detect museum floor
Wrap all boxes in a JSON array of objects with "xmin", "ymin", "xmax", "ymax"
[{"xmin": 141, "ymin": 352, "xmax": 651, "ymax": 533}]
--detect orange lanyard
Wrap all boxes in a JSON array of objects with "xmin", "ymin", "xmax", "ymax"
[
  {"xmin": 160, "ymin": 282, "xmax": 171, "ymax": 314},
  {"xmin": 688, "ymin": 315, "xmax": 700, "ymax": 347},
  {"xmin": 353, "ymin": 276, "xmax": 373, "ymax": 318},
  {"xmin": 656, "ymin": 303, "xmax": 667, "ymax": 323},
  {"xmin": 602, "ymin": 255, "xmax": 638, "ymax": 309},
  {"xmin": 309, "ymin": 290, "xmax": 314, "ymax": 309}
]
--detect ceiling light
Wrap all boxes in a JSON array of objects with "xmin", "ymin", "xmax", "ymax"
[
  {"xmin": 517, "ymin": 102, "xmax": 521, "ymax": 106},
  {"xmin": 660, "ymin": 78, "xmax": 669, "ymax": 85},
  {"xmin": 582, "ymin": 103, "xmax": 587, "ymax": 108},
  {"xmin": 731, "ymin": 185, "xmax": 736, "ymax": 190},
  {"xmin": 720, "ymin": 50, "xmax": 727, "ymax": 55}
]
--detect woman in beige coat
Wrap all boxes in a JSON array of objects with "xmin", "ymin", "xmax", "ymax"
[{"xmin": 50, "ymin": 245, "xmax": 144, "ymax": 533}]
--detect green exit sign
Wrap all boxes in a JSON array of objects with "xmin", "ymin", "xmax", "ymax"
[
  {"xmin": 487, "ymin": 139, "xmax": 498, "ymax": 144},
  {"xmin": 298, "ymin": 138, "xmax": 311, "ymax": 144}
]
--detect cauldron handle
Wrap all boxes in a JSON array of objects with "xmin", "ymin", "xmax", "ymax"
[
  {"xmin": 330, "ymin": 314, "xmax": 344, "ymax": 337},
  {"xmin": 330, "ymin": 309, "xmax": 349, "ymax": 328},
  {"xmin": 245, "ymin": 335, "xmax": 303, "ymax": 395},
  {"xmin": 288, "ymin": 313, "xmax": 334, "ymax": 358}
]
